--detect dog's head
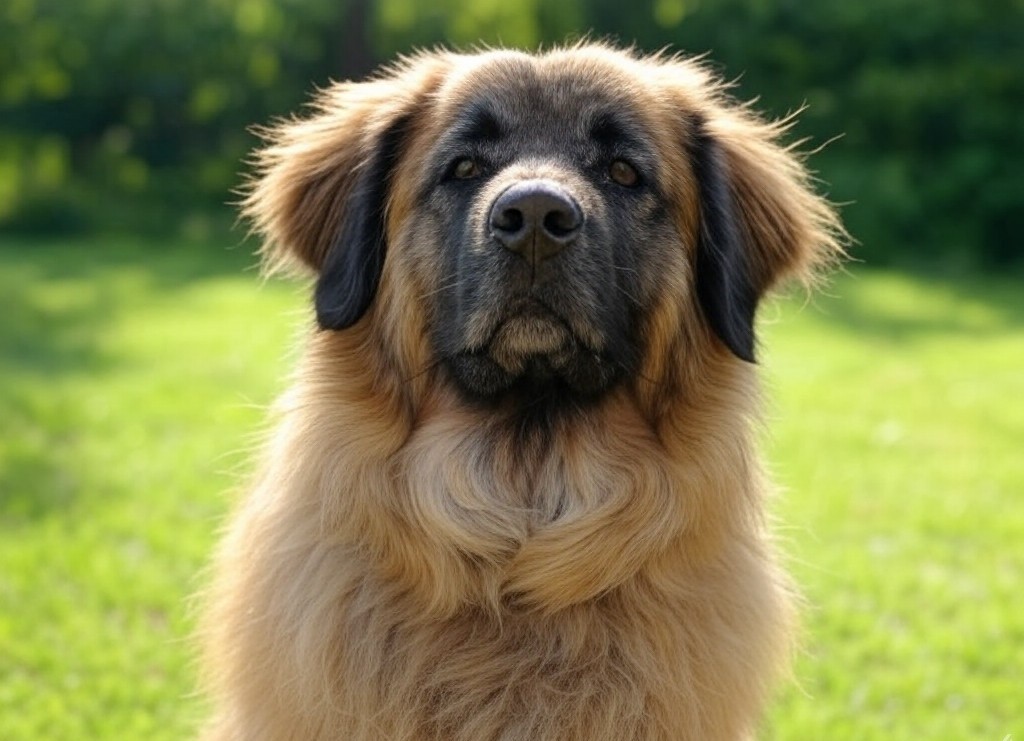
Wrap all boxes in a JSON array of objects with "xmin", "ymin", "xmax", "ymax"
[{"xmin": 245, "ymin": 46, "xmax": 842, "ymax": 407}]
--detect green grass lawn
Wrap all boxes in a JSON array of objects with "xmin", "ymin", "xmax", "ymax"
[{"xmin": 1, "ymin": 237, "xmax": 1021, "ymax": 740}]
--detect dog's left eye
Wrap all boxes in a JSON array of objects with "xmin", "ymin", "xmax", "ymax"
[
  {"xmin": 609, "ymin": 160, "xmax": 640, "ymax": 187},
  {"xmin": 452, "ymin": 158, "xmax": 481, "ymax": 180}
]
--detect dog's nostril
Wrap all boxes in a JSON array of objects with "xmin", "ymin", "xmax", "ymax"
[
  {"xmin": 543, "ymin": 208, "xmax": 580, "ymax": 238},
  {"xmin": 492, "ymin": 207, "xmax": 524, "ymax": 235}
]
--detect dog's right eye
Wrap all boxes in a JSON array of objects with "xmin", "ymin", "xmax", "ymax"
[{"xmin": 451, "ymin": 158, "xmax": 481, "ymax": 180}]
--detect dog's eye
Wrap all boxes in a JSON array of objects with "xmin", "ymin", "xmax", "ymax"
[
  {"xmin": 452, "ymin": 158, "xmax": 481, "ymax": 180},
  {"xmin": 609, "ymin": 160, "xmax": 639, "ymax": 187}
]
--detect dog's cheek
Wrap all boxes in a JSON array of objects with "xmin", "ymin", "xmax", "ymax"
[
  {"xmin": 432, "ymin": 187, "xmax": 503, "ymax": 353},
  {"xmin": 606, "ymin": 197, "xmax": 680, "ymax": 360},
  {"xmin": 369, "ymin": 218, "xmax": 436, "ymax": 381},
  {"xmin": 420, "ymin": 201, "xmax": 462, "ymax": 354}
]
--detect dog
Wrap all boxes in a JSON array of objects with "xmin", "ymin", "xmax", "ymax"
[{"xmin": 199, "ymin": 44, "xmax": 843, "ymax": 740}]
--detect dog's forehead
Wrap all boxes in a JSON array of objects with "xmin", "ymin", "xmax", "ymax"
[{"xmin": 434, "ymin": 52, "xmax": 652, "ymax": 139}]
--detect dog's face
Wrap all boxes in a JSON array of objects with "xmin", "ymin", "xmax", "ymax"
[
  {"xmin": 246, "ymin": 47, "xmax": 841, "ymax": 410},
  {"xmin": 417, "ymin": 57, "xmax": 683, "ymax": 400}
]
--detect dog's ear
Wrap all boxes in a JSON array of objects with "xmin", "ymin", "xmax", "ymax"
[
  {"xmin": 689, "ymin": 110, "xmax": 844, "ymax": 361},
  {"xmin": 242, "ymin": 55, "xmax": 448, "ymax": 329},
  {"xmin": 311, "ymin": 114, "xmax": 409, "ymax": 329}
]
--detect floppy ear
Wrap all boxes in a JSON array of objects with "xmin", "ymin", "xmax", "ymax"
[
  {"xmin": 690, "ymin": 112, "xmax": 844, "ymax": 361},
  {"xmin": 312, "ymin": 115, "xmax": 410, "ymax": 329},
  {"xmin": 241, "ymin": 55, "xmax": 448, "ymax": 329}
]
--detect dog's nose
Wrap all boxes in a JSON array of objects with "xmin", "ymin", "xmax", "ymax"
[{"xmin": 489, "ymin": 181, "xmax": 583, "ymax": 263}]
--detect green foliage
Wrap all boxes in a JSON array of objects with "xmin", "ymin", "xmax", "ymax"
[
  {"xmin": 374, "ymin": 0, "xmax": 584, "ymax": 49},
  {"xmin": 1, "ymin": 237, "xmax": 1021, "ymax": 737},
  {"xmin": 656, "ymin": 0, "xmax": 1024, "ymax": 267},
  {"xmin": 0, "ymin": 1, "xmax": 1021, "ymax": 264},
  {"xmin": 0, "ymin": 0, "xmax": 348, "ymax": 229}
]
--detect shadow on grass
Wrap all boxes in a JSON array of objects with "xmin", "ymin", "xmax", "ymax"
[
  {"xmin": 0, "ymin": 234, "xmax": 260, "ymax": 371},
  {"xmin": 798, "ymin": 268, "xmax": 1024, "ymax": 340}
]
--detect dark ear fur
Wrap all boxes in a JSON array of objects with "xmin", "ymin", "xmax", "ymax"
[
  {"xmin": 691, "ymin": 124, "xmax": 758, "ymax": 362},
  {"xmin": 314, "ymin": 115, "xmax": 410, "ymax": 330},
  {"xmin": 689, "ymin": 108, "xmax": 843, "ymax": 362},
  {"xmin": 241, "ymin": 52, "xmax": 449, "ymax": 322}
]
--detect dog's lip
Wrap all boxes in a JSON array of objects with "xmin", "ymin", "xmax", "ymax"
[
  {"xmin": 489, "ymin": 314, "xmax": 570, "ymax": 372},
  {"xmin": 468, "ymin": 298, "xmax": 579, "ymax": 353},
  {"xmin": 445, "ymin": 300, "xmax": 589, "ymax": 379},
  {"xmin": 442, "ymin": 298, "xmax": 624, "ymax": 398}
]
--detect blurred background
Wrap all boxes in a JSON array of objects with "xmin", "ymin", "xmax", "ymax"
[
  {"xmin": 2, "ymin": 0, "xmax": 1021, "ymax": 265},
  {"xmin": 1, "ymin": 1, "xmax": 1021, "ymax": 740}
]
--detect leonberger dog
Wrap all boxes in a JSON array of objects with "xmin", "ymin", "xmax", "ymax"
[{"xmin": 200, "ymin": 44, "xmax": 843, "ymax": 740}]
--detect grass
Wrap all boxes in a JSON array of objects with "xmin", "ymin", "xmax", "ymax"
[
  {"xmin": 1, "ymin": 236, "xmax": 1021, "ymax": 740},
  {"xmin": 763, "ymin": 271, "xmax": 1024, "ymax": 739}
]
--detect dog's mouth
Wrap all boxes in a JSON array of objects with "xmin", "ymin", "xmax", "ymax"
[
  {"xmin": 444, "ymin": 301, "xmax": 622, "ymax": 402},
  {"xmin": 488, "ymin": 303, "xmax": 572, "ymax": 373}
]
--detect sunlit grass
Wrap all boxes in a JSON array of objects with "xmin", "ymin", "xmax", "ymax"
[
  {"xmin": 1, "ymin": 237, "xmax": 1021, "ymax": 740},
  {"xmin": 763, "ymin": 272, "xmax": 1024, "ymax": 740},
  {"xmin": 0, "ymin": 237, "xmax": 303, "ymax": 739}
]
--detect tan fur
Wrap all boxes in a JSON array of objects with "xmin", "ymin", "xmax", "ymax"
[{"xmin": 201, "ymin": 44, "xmax": 843, "ymax": 740}]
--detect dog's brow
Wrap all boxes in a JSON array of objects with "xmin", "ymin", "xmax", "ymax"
[
  {"xmin": 590, "ymin": 112, "xmax": 645, "ymax": 149},
  {"xmin": 450, "ymin": 103, "xmax": 503, "ymax": 144},
  {"xmin": 590, "ymin": 113, "xmax": 622, "ymax": 143}
]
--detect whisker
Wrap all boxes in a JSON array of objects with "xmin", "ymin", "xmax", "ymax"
[
  {"xmin": 613, "ymin": 283, "xmax": 643, "ymax": 305},
  {"xmin": 401, "ymin": 358, "xmax": 444, "ymax": 386},
  {"xmin": 417, "ymin": 276, "xmax": 463, "ymax": 301}
]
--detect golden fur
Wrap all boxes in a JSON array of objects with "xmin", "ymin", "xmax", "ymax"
[{"xmin": 199, "ymin": 44, "xmax": 843, "ymax": 740}]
